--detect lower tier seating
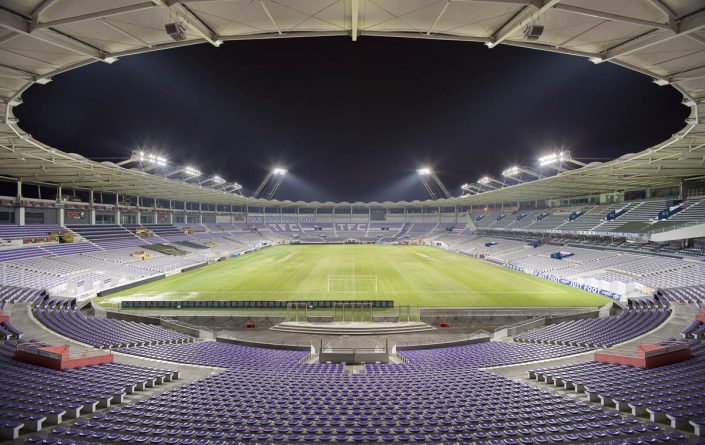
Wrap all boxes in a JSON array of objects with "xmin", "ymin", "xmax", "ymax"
[
  {"xmin": 36, "ymin": 300, "xmax": 194, "ymax": 349},
  {"xmin": 513, "ymin": 299, "xmax": 670, "ymax": 348}
]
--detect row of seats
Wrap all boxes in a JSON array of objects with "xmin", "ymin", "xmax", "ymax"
[
  {"xmin": 36, "ymin": 300, "xmax": 194, "ymax": 349},
  {"xmin": 513, "ymin": 300, "xmax": 669, "ymax": 348}
]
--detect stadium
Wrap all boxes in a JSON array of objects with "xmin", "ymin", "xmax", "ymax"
[{"xmin": 0, "ymin": 0, "xmax": 704, "ymax": 444}]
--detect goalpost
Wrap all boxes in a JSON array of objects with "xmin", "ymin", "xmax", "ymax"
[{"xmin": 327, "ymin": 275, "xmax": 378, "ymax": 293}]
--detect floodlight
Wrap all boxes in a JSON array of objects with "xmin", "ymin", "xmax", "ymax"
[
  {"xmin": 214, "ymin": 40, "xmax": 224, "ymax": 47},
  {"xmin": 136, "ymin": 151, "xmax": 167, "ymax": 167},
  {"xmin": 210, "ymin": 175, "xmax": 225, "ymax": 185},
  {"xmin": 538, "ymin": 151, "xmax": 566, "ymax": 166},
  {"xmin": 653, "ymin": 78, "xmax": 669, "ymax": 86},
  {"xmin": 477, "ymin": 176, "xmax": 492, "ymax": 185},
  {"xmin": 502, "ymin": 166, "xmax": 520, "ymax": 177},
  {"xmin": 417, "ymin": 168, "xmax": 431, "ymax": 175},
  {"xmin": 139, "ymin": 152, "xmax": 167, "ymax": 166},
  {"xmin": 35, "ymin": 77, "xmax": 52, "ymax": 85},
  {"xmin": 184, "ymin": 166, "xmax": 201, "ymax": 176},
  {"xmin": 588, "ymin": 57, "xmax": 603, "ymax": 64},
  {"xmin": 103, "ymin": 56, "xmax": 118, "ymax": 64},
  {"xmin": 273, "ymin": 168, "xmax": 287, "ymax": 175}
]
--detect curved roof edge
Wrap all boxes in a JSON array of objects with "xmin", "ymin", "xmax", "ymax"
[{"xmin": 0, "ymin": 1, "xmax": 703, "ymax": 208}]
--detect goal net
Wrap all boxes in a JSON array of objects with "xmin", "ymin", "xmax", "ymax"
[{"xmin": 327, "ymin": 275, "xmax": 378, "ymax": 293}]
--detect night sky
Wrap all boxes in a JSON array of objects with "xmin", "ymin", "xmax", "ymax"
[{"xmin": 16, "ymin": 37, "xmax": 689, "ymax": 202}]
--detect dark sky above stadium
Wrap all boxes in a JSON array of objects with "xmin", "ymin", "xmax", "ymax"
[{"xmin": 16, "ymin": 37, "xmax": 689, "ymax": 203}]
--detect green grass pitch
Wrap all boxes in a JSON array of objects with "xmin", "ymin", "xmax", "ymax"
[{"xmin": 95, "ymin": 245, "xmax": 610, "ymax": 308}]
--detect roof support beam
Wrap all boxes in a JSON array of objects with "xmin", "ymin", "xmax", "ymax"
[
  {"xmin": 553, "ymin": 4, "xmax": 673, "ymax": 31},
  {"xmin": 0, "ymin": 31, "xmax": 19, "ymax": 46},
  {"xmin": 30, "ymin": 0, "xmax": 61, "ymax": 21},
  {"xmin": 427, "ymin": 0, "xmax": 450, "ymax": 35},
  {"xmin": 671, "ymin": 65, "xmax": 705, "ymax": 83},
  {"xmin": 687, "ymin": 33, "xmax": 705, "ymax": 48},
  {"xmin": 32, "ymin": 3, "xmax": 157, "ymax": 31},
  {"xmin": 0, "ymin": 63, "xmax": 37, "ymax": 80},
  {"xmin": 645, "ymin": 0, "xmax": 676, "ymax": 22},
  {"xmin": 260, "ymin": 1, "xmax": 282, "ymax": 35},
  {"xmin": 0, "ymin": 9, "xmax": 105, "ymax": 60},
  {"xmin": 351, "ymin": 0, "xmax": 360, "ymax": 41},
  {"xmin": 603, "ymin": 11, "xmax": 705, "ymax": 60},
  {"xmin": 153, "ymin": 1, "xmax": 222, "ymax": 46},
  {"xmin": 489, "ymin": 0, "xmax": 562, "ymax": 48}
]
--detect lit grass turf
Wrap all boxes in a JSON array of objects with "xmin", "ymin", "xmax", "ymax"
[{"xmin": 94, "ymin": 244, "xmax": 610, "ymax": 308}]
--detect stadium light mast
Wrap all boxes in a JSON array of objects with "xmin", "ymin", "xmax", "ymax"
[
  {"xmin": 416, "ymin": 167, "xmax": 451, "ymax": 200},
  {"xmin": 537, "ymin": 151, "xmax": 585, "ymax": 175},
  {"xmin": 201, "ymin": 175, "xmax": 226, "ymax": 188},
  {"xmin": 502, "ymin": 165, "xmax": 540, "ymax": 184},
  {"xmin": 477, "ymin": 176, "xmax": 503, "ymax": 190},
  {"xmin": 223, "ymin": 183, "xmax": 243, "ymax": 195},
  {"xmin": 165, "ymin": 165, "xmax": 201, "ymax": 182},
  {"xmin": 461, "ymin": 183, "xmax": 482, "ymax": 196},
  {"xmin": 117, "ymin": 150, "xmax": 168, "ymax": 171},
  {"xmin": 252, "ymin": 168, "xmax": 287, "ymax": 199}
]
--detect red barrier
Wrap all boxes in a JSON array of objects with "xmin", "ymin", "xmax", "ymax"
[
  {"xmin": 14, "ymin": 344, "xmax": 113, "ymax": 370},
  {"xmin": 595, "ymin": 343, "xmax": 691, "ymax": 369},
  {"xmin": 696, "ymin": 307, "xmax": 705, "ymax": 324}
]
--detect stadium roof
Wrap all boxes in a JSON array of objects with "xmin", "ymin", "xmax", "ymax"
[{"xmin": 0, "ymin": 0, "xmax": 704, "ymax": 208}]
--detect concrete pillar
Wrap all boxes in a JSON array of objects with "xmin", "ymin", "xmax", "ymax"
[
  {"xmin": 198, "ymin": 203, "xmax": 203, "ymax": 224},
  {"xmin": 114, "ymin": 193, "xmax": 121, "ymax": 225},
  {"xmin": 15, "ymin": 206, "xmax": 25, "ymax": 225},
  {"xmin": 15, "ymin": 180, "xmax": 24, "ymax": 225},
  {"xmin": 56, "ymin": 185, "xmax": 64, "ymax": 226},
  {"xmin": 88, "ymin": 190, "xmax": 96, "ymax": 225}
]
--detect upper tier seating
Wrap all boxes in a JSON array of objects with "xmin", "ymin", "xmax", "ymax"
[
  {"xmin": 0, "ymin": 224, "xmax": 63, "ymax": 241},
  {"xmin": 513, "ymin": 300, "xmax": 669, "ymax": 348},
  {"xmin": 66, "ymin": 224, "xmax": 138, "ymax": 241},
  {"xmin": 36, "ymin": 300, "xmax": 194, "ymax": 348},
  {"xmin": 132, "ymin": 224, "xmax": 183, "ymax": 236}
]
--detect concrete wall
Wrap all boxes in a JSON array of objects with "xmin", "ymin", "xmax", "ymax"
[
  {"xmin": 395, "ymin": 335, "xmax": 489, "ymax": 351},
  {"xmin": 650, "ymin": 222, "xmax": 705, "ymax": 242},
  {"xmin": 216, "ymin": 335, "xmax": 310, "ymax": 351}
]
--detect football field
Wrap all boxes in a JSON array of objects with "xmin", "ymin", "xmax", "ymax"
[{"xmin": 95, "ymin": 245, "xmax": 609, "ymax": 308}]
